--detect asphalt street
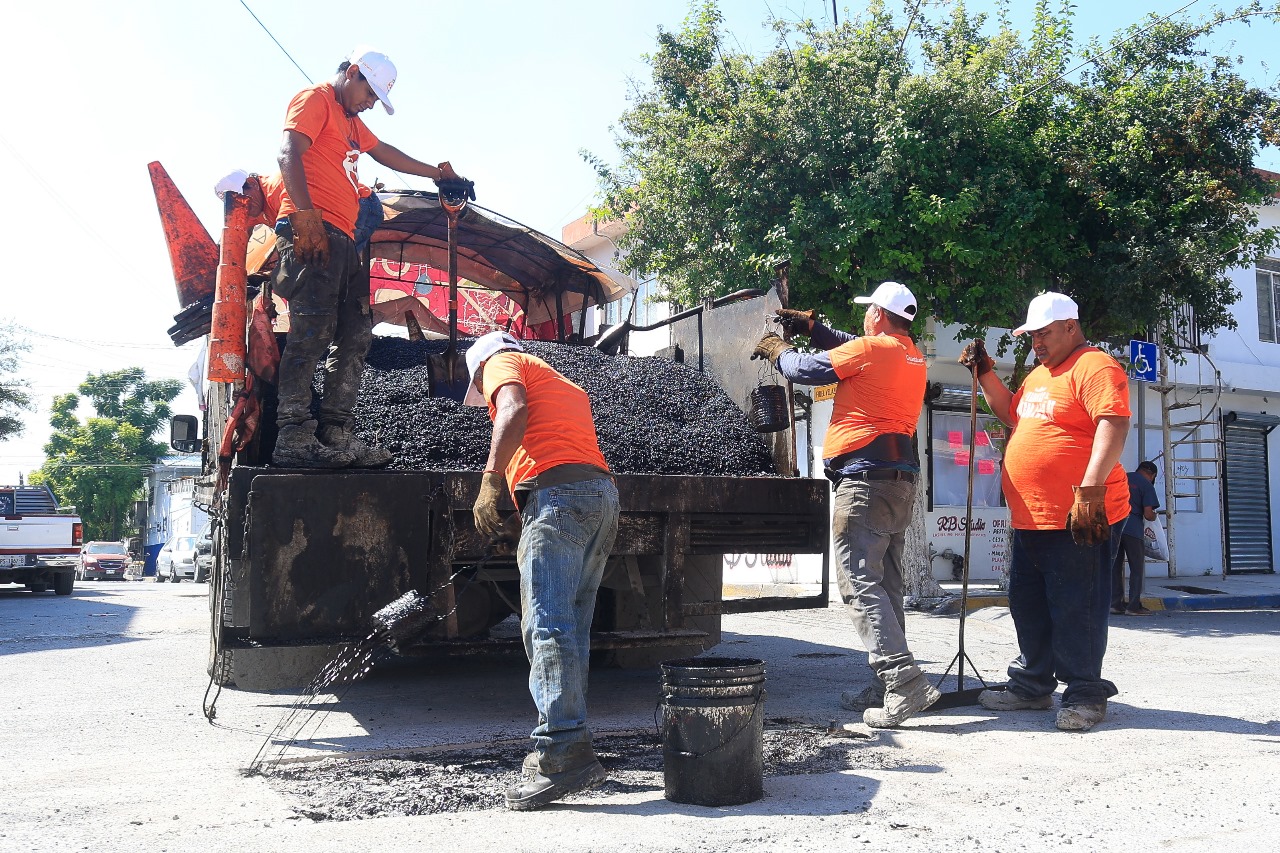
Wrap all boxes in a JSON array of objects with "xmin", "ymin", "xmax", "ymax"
[{"xmin": 2, "ymin": 579, "xmax": 1278, "ymax": 853}]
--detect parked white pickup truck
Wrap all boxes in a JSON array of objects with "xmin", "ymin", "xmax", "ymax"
[{"xmin": 0, "ymin": 486, "xmax": 83, "ymax": 595}]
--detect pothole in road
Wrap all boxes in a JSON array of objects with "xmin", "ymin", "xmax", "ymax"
[{"xmin": 266, "ymin": 725, "xmax": 903, "ymax": 820}]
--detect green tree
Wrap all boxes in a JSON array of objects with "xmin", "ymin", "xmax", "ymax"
[
  {"xmin": 31, "ymin": 369, "xmax": 182, "ymax": 540},
  {"xmin": 0, "ymin": 322, "xmax": 33, "ymax": 442},
  {"xmin": 590, "ymin": 0, "xmax": 1280, "ymax": 353}
]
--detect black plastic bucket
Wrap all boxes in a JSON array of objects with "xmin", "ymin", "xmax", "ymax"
[
  {"xmin": 660, "ymin": 656, "xmax": 766, "ymax": 806},
  {"xmin": 748, "ymin": 384, "xmax": 789, "ymax": 433}
]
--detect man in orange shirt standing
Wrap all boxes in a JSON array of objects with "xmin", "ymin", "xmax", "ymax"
[
  {"xmin": 961, "ymin": 292, "xmax": 1130, "ymax": 732},
  {"xmin": 464, "ymin": 331, "xmax": 620, "ymax": 810},
  {"xmin": 272, "ymin": 46, "xmax": 466, "ymax": 468},
  {"xmin": 754, "ymin": 282, "xmax": 937, "ymax": 729}
]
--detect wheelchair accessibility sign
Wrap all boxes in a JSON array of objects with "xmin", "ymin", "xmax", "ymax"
[{"xmin": 1129, "ymin": 340, "xmax": 1158, "ymax": 382}]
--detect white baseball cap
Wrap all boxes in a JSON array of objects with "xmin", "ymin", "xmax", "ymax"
[
  {"xmin": 349, "ymin": 45, "xmax": 397, "ymax": 115},
  {"xmin": 463, "ymin": 331, "xmax": 524, "ymax": 406},
  {"xmin": 1013, "ymin": 292, "xmax": 1079, "ymax": 336},
  {"xmin": 854, "ymin": 281, "xmax": 917, "ymax": 320},
  {"xmin": 213, "ymin": 169, "xmax": 251, "ymax": 201}
]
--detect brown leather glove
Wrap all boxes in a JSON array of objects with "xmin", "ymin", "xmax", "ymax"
[
  {"xmin": 751, "ymin": 332, "xmax": 794, "ymax": 366},
  {"xmin": 1067, "ymin": 485, "xmax": 1110, "ymax": 547},
  {"xmin": 473, "ymin": 471, "xmax": 505, "ymax": 539},
  {"xmin": 288, "ymin": 208, "xmax": 330, "ymax": 267},
  {"xmin": 774, "ymin": 308, "xmax": 816, "ymax": 336},
  {"xmin": 959, "ymin": 339, "xmax": 994, "ymax": 377}
]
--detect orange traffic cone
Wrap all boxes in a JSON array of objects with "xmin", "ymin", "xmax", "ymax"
[{"xmin": 148, "ymin": 161, "xmax": 219, "ymax": 309}]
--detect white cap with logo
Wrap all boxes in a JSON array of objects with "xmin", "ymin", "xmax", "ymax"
[
  {"xmin": 463, "ymin": 331, "xmax": 524, "ymax": 406},
  {"xmin": 1013, "ymin": 292, "xmax": 1079, "ymax": 336},
  {"xmin": 854, "ymin": 281, "xmax": 917, "ymax": 321},
  {"xmin": 349, "ymin": 45, "xmax": 397, "ymax": 115}
]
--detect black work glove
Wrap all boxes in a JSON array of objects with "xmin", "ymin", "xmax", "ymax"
[
  {"xmin": 751, "ymin": 333, "xmax": 794, "ymax": 366},
  {"xmin": 774, "ymin": 308, "xmax": 816, "ymax": 336},
  {"xmin": 437, "ymin": 178, "xmax": 476, "ymax": 203},
  {"xmin": 959, "ymin": 339, "xmax": 994, "ymax": 377}
]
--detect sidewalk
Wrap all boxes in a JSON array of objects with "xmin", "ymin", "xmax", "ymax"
[{"xmin": 939, "ymin": 570, "xmax": 1280, "ymax": 612}]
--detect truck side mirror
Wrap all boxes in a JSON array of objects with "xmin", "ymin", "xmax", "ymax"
[{"xmin": 170, "ymin": 415, "xmax": 202, "ymax": 453}]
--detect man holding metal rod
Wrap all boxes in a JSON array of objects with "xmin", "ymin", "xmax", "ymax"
[
  {"xmin": 960, "ymin": 292, "xmax": 1130, "ymax": 732},
  {"xmin": 271, "ymin": 45, "xmax": 467, "ymax": 468},
  {"xmin": 753, "ymin": 282, "xmax": 936, "ymax": 728}
]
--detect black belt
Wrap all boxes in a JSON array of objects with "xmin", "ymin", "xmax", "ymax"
[{"xmin": 839, "ymin": 469, "xmax": 916, "ymax": 483}]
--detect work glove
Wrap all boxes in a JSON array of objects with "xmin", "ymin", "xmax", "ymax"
[
  {"xmin": 288, "ymin": 208, "xmax": 330, "ymax": 267},
  {"xmin": 751, "ymin": 332, "xmax": 794, "ymax": 366},
  {"xmin": 958, "ymin": 339, "xmax": 994, "ymax": 377},
  {"xmin": 1067, "ymin": 485, "xmax": 1110, "ymax": 547},
  {"xmin": 774, "ymin": 308, "xmax": 816, "ymax": 336},
  {"xmin": 473, "ymin": 471, "xmax": 505, "ymax": 539}
]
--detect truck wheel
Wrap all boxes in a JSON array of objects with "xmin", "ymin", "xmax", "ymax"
[
  {"xmin": 26, "ymin": 582, "xmax": 49, "ymax": 593},
  {"xmin": 156, "ymin": 572, "xmax": 167, "ymax": 583},
  {"xmin": 54, "ymin": 572, "xmax": 74, "ymax": 596}
]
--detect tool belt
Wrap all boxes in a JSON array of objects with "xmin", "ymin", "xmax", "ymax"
[{"xmin": 824, "ymin": 433, "xmax": 918, "ymax": 486}]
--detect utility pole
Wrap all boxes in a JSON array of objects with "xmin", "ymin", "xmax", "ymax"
[{"xmin": 832, "ymin": 2, "xmax": 838, "ymax": 26}]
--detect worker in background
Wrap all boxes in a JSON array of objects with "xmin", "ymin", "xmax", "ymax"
[
  {"xmin": 961, "ymin": 292, "xmax": 1130, "ymax": 732},
  {"xmin": 465, "ymin": 331, "xmax": 619, "ymax": 810},
  {"xmin": 1113, "ymin": 460, "xmax": 1160, "ymax": 616},
  {"xmin": 753, "ymin": 282, "xmax": 936, "ymax": 729},
  {"xmin": 213, "ymin": 169, "xmax": 284, "ymax": 228},
  {"xmin": 272, "ymin": 45, "xmax": 466, "ymax": 468}
]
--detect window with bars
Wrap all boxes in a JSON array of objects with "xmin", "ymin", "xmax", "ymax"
[{"xmin": 1257, "ymin": 259, "xmax": 1280, "ymax": 343}]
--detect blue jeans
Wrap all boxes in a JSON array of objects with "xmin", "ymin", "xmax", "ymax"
[
  {"xmin": 1005, "ymin": 522, "xmax": 1124, "ymax": 705},
  {"xmin": 831, "ymin": 477, "xmax": 923, "ymax": 690},
  {"xmin": 517, "ymin": 477, "xmax": 620, "ymax": 766}
]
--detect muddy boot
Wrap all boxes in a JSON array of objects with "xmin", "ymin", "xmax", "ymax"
[
  {"xmin": 318, "ymin": 422, "xmax": 392, "ymax": 468},
  {"xmin": 506, "ymin": 742, "xmax": 607, "ymax": 811},
  {"xmin": 862, "ymin": 673, "xmax": 941, "ymax": 729},
  {"xmin": 1056, "ymin": 701, "xmax": 1107, "ymax": 732},
  {"xmin": 840, "ymin": 682, "xmax": 885, "ymax": 711},
  {"xmin": 272, "ymin": 421, "xmax": 353, "ymax": 469}
]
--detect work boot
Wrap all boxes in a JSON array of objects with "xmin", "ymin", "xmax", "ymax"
[
  {"xmin": 272, "ymin": 421, "xmax": 354, "ymax": 469},
  {"xmin": 506, "ymin": 742, "xmax": 607, "ymax": 811},
  {"xmin": 862, "ymin": 674, "xmax": 941, "ymax": 729},
  {"xmin": 318, "ymin": 422, "xmax": 392, "ymax": 468},
  {"xmin": 840, "ymin": 682, "xmax": 885, "ymax": 711},
  {"xmin": 1056, "ymin": 702, "xmax": 1107, "ymax": 732},
  {"xmin": 978, "ymin": 688, "xmax": 1054, "ymax": 711}
]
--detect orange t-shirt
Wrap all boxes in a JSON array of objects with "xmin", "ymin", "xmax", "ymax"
[
  {"xmin": 1004, "ymin": 347, "xmax": 1132, "ymax": 530},
  {"xmin": 481, "ymin": 351, "xmax": 610, "ymax": 494},
  {"xmin": 250, "ymin": 172, "xmax": 286, "ymax": 228},
  {"xmin": 822, "ymin": 333, "xmax": 927, "ymax": 460},
  {"xmin": 276, "ymin": 83, "xmax": 380, "ymax": 237}
]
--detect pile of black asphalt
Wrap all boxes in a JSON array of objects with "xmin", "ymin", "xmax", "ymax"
[{"xmin": 346, "ymin": 337, "xmax": 777, "ymax": 476}]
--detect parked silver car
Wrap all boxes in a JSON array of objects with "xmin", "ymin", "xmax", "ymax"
[{"xmin": 155, "ymin": 535, "xmax": 198, "ymax": 583}]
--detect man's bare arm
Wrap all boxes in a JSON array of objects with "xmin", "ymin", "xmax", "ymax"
[
  {"xmin": 367, "ymin": 142, "xmax": 456, "ymax": 182},
  {"xmin": 1081, "ymin": 416, "xmax": 1130, "ymax": 487},
  {"xmin": 278, "ymin": 130, "xmax": 315, "ymax": 211}
]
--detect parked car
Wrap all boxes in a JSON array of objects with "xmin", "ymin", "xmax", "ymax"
[
  {"xmin": 194, "ymin": 529, "xmax": 213, "ymax": 583},
  {"xmin": 155, "ymin": 535, "xmax": 199, "ymax": 583},
  {"xmin": 77, "ymin": 541, "xmax": 130, "ymax": 581}
]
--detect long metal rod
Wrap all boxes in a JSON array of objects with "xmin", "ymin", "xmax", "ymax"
[
  {"xmin": 955, "ymin": 365, "xmax": 979, "ymax": 691},
  {"xmin": 447, "ymin": 207, "xmax": 459, "ymax": 356}
]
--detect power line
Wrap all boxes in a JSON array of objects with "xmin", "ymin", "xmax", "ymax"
[{"xmin": 238, "ymin": 0, "xmax": 312, "ymax": 84}]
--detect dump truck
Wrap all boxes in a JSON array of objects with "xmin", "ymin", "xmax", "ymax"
[{"xmin": 150, "ymin": 164, "xmax": 829, "ymax": 689}]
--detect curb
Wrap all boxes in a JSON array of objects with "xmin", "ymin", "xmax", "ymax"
[{"xmin": 951, "ymin": 592, "xmax": 1280, "ymax": 612}]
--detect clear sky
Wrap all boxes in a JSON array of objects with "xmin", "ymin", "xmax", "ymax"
[{"xmin": 2, "ymin": 0, "xmax": 1277, "ymax": 485}]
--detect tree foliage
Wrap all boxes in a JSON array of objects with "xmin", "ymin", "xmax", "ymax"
[
  {"xmin": 30, "ymin": 369, "xmax": 182, "ymax": 540},
  {"xmin": 0, "ymin": 322, "xmax": 33, "ymax": 442},
  {"xmin": 590, "ymin": 0, "xmax": 1280, "ymax": 353}
]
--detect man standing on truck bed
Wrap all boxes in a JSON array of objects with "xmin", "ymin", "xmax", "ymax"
[
  {"xmin": 465, "ymin": 331, "xmax": 620, "ymax": 810},
  {"xmin": 753, "ymin": 282, "xmax": 936, "ymax": 728},
  {"xmin": 272, "ymin": 45, "xmax": 467, "ymax": 468}
]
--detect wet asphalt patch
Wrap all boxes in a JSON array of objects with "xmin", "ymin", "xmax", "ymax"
[{"xmin": 267, "ymin": 726, "xmax": 905, "ymax": 820}]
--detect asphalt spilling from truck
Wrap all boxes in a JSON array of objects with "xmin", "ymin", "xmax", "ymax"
[
  {"xmin": 266, "ymin": 724, "xmax": 905, "ymax": 819},
  {"xmin": 345, "ymin": 338, "xmax": 777, "ymax": 476}
]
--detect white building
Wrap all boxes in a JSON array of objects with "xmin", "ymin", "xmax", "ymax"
[
  {"xmin": 141, "ymin": 455, "xmax": 206, "ymax": 576},
  {"xmin": 565, "ymin": 205, "xmax": 1280, "ymax": 583}
]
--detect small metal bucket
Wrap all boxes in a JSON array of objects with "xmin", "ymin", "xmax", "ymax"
[{"xmin": 748, "ymin": 384, "xmax": 789, "ymax": 433}]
